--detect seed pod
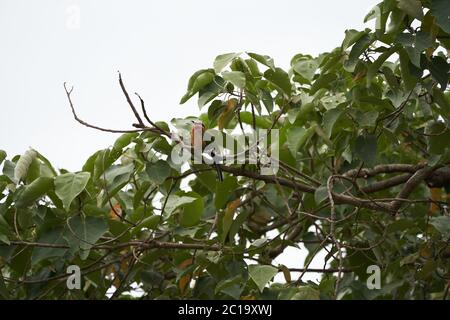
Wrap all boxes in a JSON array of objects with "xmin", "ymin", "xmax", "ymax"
[{"xmin": 14, "ymin": 149, "xmax": 37, "ymax": 182}]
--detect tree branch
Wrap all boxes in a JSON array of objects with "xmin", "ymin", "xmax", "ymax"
[{"xmin": 118, "ymin": 72, "xmax": 145, "ymax": 127}]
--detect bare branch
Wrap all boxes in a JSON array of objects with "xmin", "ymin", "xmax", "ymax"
[
  {"xmin": 118, "ymin": 72, "xmax": 145, "ymax": 127},
  {"xmin": 63, "ymin": 83, "xmax": 160, "ymax": 134}
]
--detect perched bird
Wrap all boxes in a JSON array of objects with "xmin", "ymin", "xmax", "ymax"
[{"xmin": 191, "ymin": 121, "xmax": 223, "ymax": 182}]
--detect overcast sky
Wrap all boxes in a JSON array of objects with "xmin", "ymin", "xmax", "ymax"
[
  {"xmin": 0, "ymin": 0, "xmax": 377, "ymax": 170},
  {"xmin": 0, "ymin": 0, "xmax": 378, "ymax": 282}
]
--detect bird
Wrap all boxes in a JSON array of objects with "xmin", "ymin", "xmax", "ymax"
[{"xmin": 191, "ymin": 121, "xmax": 223, "ymax": 182}]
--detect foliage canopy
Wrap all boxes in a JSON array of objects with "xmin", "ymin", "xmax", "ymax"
[{"xmin": 1, "ymin": 0, "xmax": 450, "ymax": 299}]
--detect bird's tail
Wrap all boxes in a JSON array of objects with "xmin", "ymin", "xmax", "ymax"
[{"xmin": 214, "ymin": 163, "xmax": 223, "ymax": 182}]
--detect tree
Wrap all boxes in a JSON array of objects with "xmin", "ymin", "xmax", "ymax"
[{"xmin": 1, "ymin": 0, "xmax": 450, "ymax": 300}]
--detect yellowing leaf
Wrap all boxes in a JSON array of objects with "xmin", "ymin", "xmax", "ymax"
[
  {"xmin": 109, "ymin": 203, "xmax": 122, "ymax": 220},
  {"xmin": 178, "ymin": 258, "xmax": 193, "ymax": 294}
]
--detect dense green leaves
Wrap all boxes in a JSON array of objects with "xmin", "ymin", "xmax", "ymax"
[
  {"xmin": 430, "ymin": 216, "xmax": 450, "ymax": 237},
  {"xmin": 263, "ymin": 68, "xmax": 292, "ymax": 96},
  {"xmin": 0, "ymin": 150, "xmax": 6, "ymax": 166},
  {"xmin": 430, "ymin": 0, "xmax": 450, "ymax": 33},
  {"xmin": 428, "ymin": 56, "xmax": 449, "ymax": 89},
  {"xmin": 1, "ymin": 0, "xmax": 450, "ymax": 300},
  {"xmin": 426, "ymin": 122, "xmax": 450, "ymax": 155},
  {"xmin": 223, "ymin": 71, "xmax": 246, "ymax": 89},
  {"xmin": 248, "ymin": 265, "xmax": 278, "ymax": 292},
  {"xmin": 31, "ymin": 228, "xmax": 67, "ymax": 265},
  {"xmin": 355, "ymin": 134, "xmax": 377, "ymax": 166},
  {"xmin": 180, "ymin": 69, "xmax": 215, "ymax": 104},
  {"xmin": 146, "ymin": 160, "xmax": 171, "ymax": 185},
  {"xmin": 164, "ymin": 195, "xmax": 198, "ymax": 215},
  {"xmin": 214, "ymin": 53, "xmax": 241, "ymax": 73},
  {"xmin": 397, "ymin": 0, "xmax": 423, "ymax": 20},
  {"xmin": 287, "ymin": 126, "xmax": 315, "ymax": 156},
  {"xmin": 179, "ymin": 192, "xmax": 204, "ymax": 227},
  {"xmin": 15, "ymin": 177, "xmax": 54, "ymax": 208},
  {"xmin": 55, "ymin": 172, "xmax": 90, "ymax": 211},
  {"xmin": 65, "ymin": 216, "xmax": 108, "ymax": 260},
  {"xmin": 247, "ymin": 52, "xmax": 275, "ymax": 69},
  {"xmin": 344, "ymin": 33, "xmax": 373, "ymax": 72},
  {"xmin": 215, "ymin": 177, "xmax": 238, "ymax": 209}
]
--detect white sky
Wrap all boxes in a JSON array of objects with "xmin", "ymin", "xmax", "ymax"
[
  {"xmin": 0, "ymin": 0, "xmax": 378, "ymax": 284},
  {"xmin": 0, "ymin": 0, "xmax": 377, "ymax": 170}
]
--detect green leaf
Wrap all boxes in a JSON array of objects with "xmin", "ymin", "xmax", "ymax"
[
  {"xmin": 426, "ymin": 122, "xmax": 450, "ymax": 155},
  {"xmin": 430, "ymin": 216, "xmax": 450, "ymax": 237},
  {"xmin": 0, "ymin": 214, "xmax": 12, "ymax": 245},
  {"xmin": 432, "ymin": 87, "xmax": 450, "ymax": 117},
  {"xmin": 293, "ymin": 60, "xmax": 318, "ymax": 82},
  {"xmin": 138, "ymin": 215, "xmax": 161, "ymax": 231},
  {"xmin": 342, "ymin": 29, "xmax": 369, "ymax": 50},
  {"xmin": 367, "ymin": 46, "xmax": 398, "ymax": 85},
  {"xmin": 35, "ymin": 151, "xmax": 57, "ymax": 177},
  {"xmin": 428, "ymin": 56, "xmax": 449, "ymax": 89},
  {"xmin": 400, "ymin": 252, "xmax": 420, "ymax": 266},
  {"xmin": 364, "ymin": 5, "xmax": 381, "ymax": 24},
  {"xmin": 314, "ymin": 186, "xmax": 328, "ymax": 205},
  {"xmin": 198, "ymin": 76, "xmax": 226, "ymax": 108},
  {"xmin": 287, "ymin": 126, "xmax": 315, "ymax": 157},
  {"xmin": 0, "ymin": 274, "xmax": 8, "ymax": 299},
  {"xmin": 382, "ymin": 66, "xmax": 400, "ymax": 91},
  {"xmin": 82, "ymin": 204, "xmax": 108, "ymax": 217},
  {"xmin": 261, "ymin": 90, "xmax": 274, "ymax": 113},
  {"xmin": 164, "ymin": 195, "xmax": 198, "ymax": 215},
  {"xmin": 397, "ymin": 0, "xmax": 423, "ymax": 20},
  {"xmin": 31, "ymin": 228, "xmax": 67, "ymax": 265},
  {"xmin": 247, "ymin": 52, "xmax": 275, "ymax": 70},
  {"xmin": 215, "ymin": 176, "xmax": 238, "ymax": 209},
  {"xmin": 355, "ymin": 134, "xmax": 377, "ymax": 166},
  {"xmin": 344, "ymin": 33, "xmax": 373, "ymax": 72},
  {"xmin": 214, "ymin": 53, "xmax": 240, "ymax": 73},
  {"xmin": 195, "ymin": 169, "xmax": 218, "ymax": 193},
  {"xmin": 101, "ymin": 163, "xmax": 134, "ymax": 204},
  {"xmin": 290, "ymin": 286, "xmax": 320, "ymax": 300},
  {"xmin": 0, "ymin": 150, "xmax": 6, "ymax": 166},
  {"xmin": 355, "ymin": 110, "xmax": 379, "ymax": 127},
  {"xmin": 415, "ymin": 30, "xmax": 434, "ymax": 52},
  {"xmin": 141, "ymin": 270, "xmax": 164, "ymax": 287},
  {"xmin": 180, "ymin": 69, "xmax": 215, "ymax": 104},
  {"xmin": 221, "ymin": 199, "xmax": 240, "ymax": 242},
  {"xmin": 55, "ymin": 172, "xmax": 90, "ymax": 211},
  {"xmin": 431, "ymin": 0, "xmax": 450, "ymax": 33},
  {"xmin": 264, "ymin": 68, "xmax": 291, "ymax": 96},
  {"xmin": 215, "ymin": 276, "xmax": 243, "ymax": 299},
  {"xmin": 65, "ymin": 216, "xmax": 108, "ymax": 260},
  {"xmin": 15, "ymin": 177, "xmax": 54, "ymax": 208},
  {"xmin": 310, "ymin": 73, "xmax": 337, "ymax": 94},
  {"xmin": 399, "ymin": 48, "xmax": 419, "ymax": 90},
  {"xmin": 248, "ymin": 265, "xmax": 278, "ymax": 292},
  {"xmin": 26, "ymin": 157, "xmax": 41, "ymax": 184},
  {"xmin": 146, "ymin": 160, "xmax": 171, "ymax": 185},
  {"xmin": 223, "ymin": 71, "xmax": 246, "ymax": 88},
  {"xmin": 180, "ymin": 192, "xmax": 204, "ymax": 227},
  {"xmin": 323, "ymin": 108, "xmax": 343, "ymax": 137},
  {"xmin": 238, "ymin": 111, "xmax": 272, "ymax": 129},
  {"xmin": 2, "ymin": 160, "xmax": 15, "ymax": 182},
  {"xmin": 113, "ymin": 133, "xmax": 138, "ymax": 150}
]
